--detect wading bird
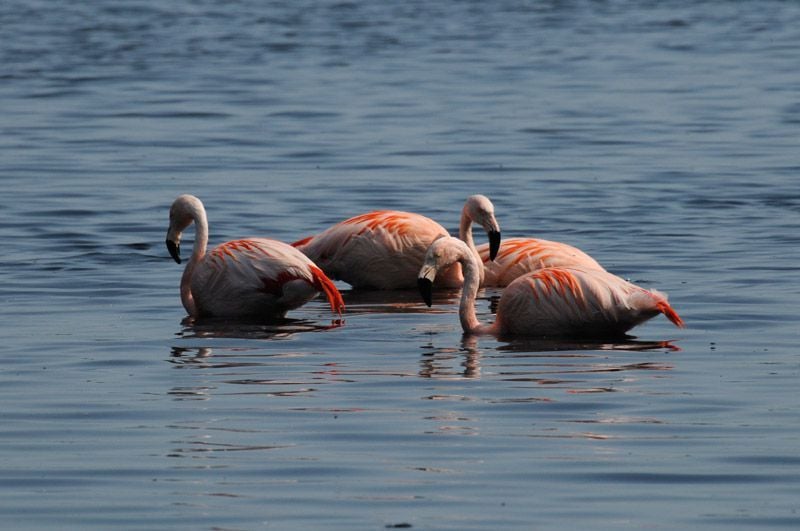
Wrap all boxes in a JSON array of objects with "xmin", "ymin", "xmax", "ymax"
[
  {"xmin": 292, "ymin": 195, "xmax": 501, "ymax": 290},
  {"xmin": 166, "ymin": 194, "xmax": 344, "ymax": 320},
  {"xmin": 418, "ymin": 237, "xmax": 684, "ymax": 338}
]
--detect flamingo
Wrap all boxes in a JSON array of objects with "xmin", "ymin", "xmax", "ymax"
[
  {"xmin": 418, "ymin": 237, "xmax": 684, "ymax": 338},
  {"xmin": 291, "ymin": 195, "xmax": 501, "ymax": 290},
  {"xmin": 165, "ymin": 194, "xmax": 344, "ymax": 320},
  {"xmin": 476, "ymin": 237, "xmax": 605, "ymax": 287}
]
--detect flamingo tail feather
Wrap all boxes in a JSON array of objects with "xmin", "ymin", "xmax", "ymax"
[
  {"xmin": 656, "ymin": 300, "xmax": 685, "ymax": 328},
  {"xmin": 310, "ymin": 265, "xmax": 345, "ymax": 316},
  {"xmin": 292, "ymin": 235, "xmax": 314, "ymax": 248}
]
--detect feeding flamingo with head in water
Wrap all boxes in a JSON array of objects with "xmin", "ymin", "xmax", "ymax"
[{"xmin": 418, "ymin": 237, "xmax": 684, "ymax": 338}]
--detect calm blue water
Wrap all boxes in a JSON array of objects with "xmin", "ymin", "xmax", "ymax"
[{"xmin": 2, "ymin": 1, "xmax": 800, "ymax": 529}]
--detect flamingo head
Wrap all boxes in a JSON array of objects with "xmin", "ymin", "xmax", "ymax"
[
  {"xmin": 464, "ymin": 194, "xmax": 501, "ymax": 260},
  {"xmin": 418, "ymin": 236, "xmax": 470, "ymax": 307},
  {"xmin": 166, "ymin": 194, "xmax": 202, "ymax": 264}
]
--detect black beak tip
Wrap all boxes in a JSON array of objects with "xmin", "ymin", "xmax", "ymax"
[
  {"xmin": 417, "ymin": 278, "xmax": 433, "ymax": 307},
  {"xmin": 166, "ymin": 239, "xmax": 181, "ymax": 264},
  {"xmin": 489, "ymin": 231, "xmax": 501, "ymax": 261}
]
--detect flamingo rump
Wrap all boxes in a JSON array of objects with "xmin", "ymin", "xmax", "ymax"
[
  {"xmin": 292, "ymin": 195, "xmax": 501, "ymax": 290},
  {"xmin": 418, "ymin": 237, "xmax": 684, "ymax": 338},
  {"xmin": 165, "ymin": 194, "xmax": 344, "ymax": 320}
]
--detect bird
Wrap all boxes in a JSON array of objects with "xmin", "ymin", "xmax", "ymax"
[
  {"xmin": 418, "ymin": 237, "xmax": 684, "ymax": 338},
  {"xmin": 165, "ymin": 194, "xmax": 344, "ymax": 320},
  {"xmin": 476, "ymin": 237, "xmax": 605, "ymax": 287},
  {"xmin": 291, "ymin": 195, "xmax": 501, "ymax": 290}
]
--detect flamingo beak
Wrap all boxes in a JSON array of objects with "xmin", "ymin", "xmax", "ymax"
[
  {"xmin": 166, "ymin": 239, "xmax": 181, "ymax": 264},
  {"xmin": 488, "ymin": 230, "xmax": 501, "ymax": 261},
  {"xmin": 418, "ymin": 278, "xmax": 433, "ymax": 307}
]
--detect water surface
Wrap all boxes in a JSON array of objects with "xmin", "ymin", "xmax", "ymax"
[{"xmin": 1, "ymin": 1, "xmax": 799, "ymax": 529}]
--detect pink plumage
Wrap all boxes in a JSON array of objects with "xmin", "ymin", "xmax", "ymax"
[
  {"xmin": 419, "ymin": 237, "xmax": 684, "ymax": 338},
  {"xmin": 293, "ymin": 195, "xmax": 501, "ymax": 290},
  {"xmin": 477, "ymin": 237, "xmax": 605, "ymax": 287},
  {"xmin": 166, "ymin": 195, "xmax": 344, "ymax": 320}
]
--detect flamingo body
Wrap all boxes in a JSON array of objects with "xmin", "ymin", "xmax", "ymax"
[
  {"xmin": 495, "ymin": 266, "xmax": 683, "ymax": 337},
  {"xmin": 419, "ymin": 237, "xmax": 683, "ymax": 338},
  {"xmin": 166, "ymin": 195, "xmax": 344, "ymax": 320},
  {"xmin": 293, "ymin": 195, "xmax": 500, "ymax": 290},
  {"xmin": 477, "ymin": 237, "xmax": 605, "ymax": 287},
  {"xmin": 190, "ymin": 238, "xmax": 341, "ymax": 319},
  {"xmin": 294, "ymin": 210, "xmax": 457, "ymax": 290}
]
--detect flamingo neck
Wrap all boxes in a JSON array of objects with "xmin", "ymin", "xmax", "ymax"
[
  {"xmin": 459, "ymin": 208, "xmax": 485, "ymax": 286},
  {"xmin": 181, "ymin": 203, "xmax": 209, "ymax": 318},
  {"xmin": 457, "ymin": 247, "xmax": 493, "ymax": 335},
  {"xmin": 180, "ymin": 263, "xmax": 198, "ymax": 317},
  {"xmin": 191, "ymin": 208, "xmax": 209, "ymax": 262}
]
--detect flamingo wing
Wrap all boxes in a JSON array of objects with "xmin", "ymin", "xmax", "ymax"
[
  {"xmin": 478, "ymin": 237, "xmax": 605, "ymax": 287},
  {"xmin": 294, "ymin": 211, "xmax": 453, "ymax": 289},
  {"xmin": 497, "ymin": 267, "xmax": 683, "ymax": 337},
  {"xmin": 192, "ymin": 238, "xmax": 343, "ymax": 318}
]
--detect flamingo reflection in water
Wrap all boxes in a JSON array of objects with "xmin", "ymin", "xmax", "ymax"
[{"xmin": 418, "ymin": 334, "xmax": 678, "ymax": 381}]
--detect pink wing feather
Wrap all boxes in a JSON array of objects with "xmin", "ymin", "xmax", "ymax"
[
  {"xmin": 478, "ymin": 237, "xmax": 604, "ymax": 287},
  {"xmin": 192, "ymin": 238, "xmax": 344, "ymax": 318}
]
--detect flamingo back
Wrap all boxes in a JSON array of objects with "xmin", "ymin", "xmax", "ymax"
[
  {"xmin": 293, "ymin": 211, "xmax": 459, "ymax": 289},
  {"xmin": 478, "ymin": 237, "xmax": 605, "ymax": 287}
]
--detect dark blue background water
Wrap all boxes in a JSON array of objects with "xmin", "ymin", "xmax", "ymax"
[{"xmin": 2, "ymin": 1, "xmax": 799, "ymax": 529}]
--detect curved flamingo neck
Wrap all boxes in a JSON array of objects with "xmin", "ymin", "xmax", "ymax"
[
  {"xmin": 189, "ymin": 201, "xmax": 209, "ymax": 262},
  {"xmin": 457, "ymin": 243, "xmax": 495, "ymax": 335},
  {"xmin": 459, "ymin": 206, "xmax": 485, "ymax": 286},
  {"xmin": 181, "ymin": 199, "xmax": 209, "ymax": 318},
  {"xmin": 180, "ymin": 263, "xmax": 198, "ymax": 317}
]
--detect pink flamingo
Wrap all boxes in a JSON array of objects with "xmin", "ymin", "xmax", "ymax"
[
  {"xmin": 418, "ymin": 237, "xmax": 684, "ymax": 338},
  {"xmin": 476, "ymin": 237, "xmax": 605, "ymax": 287},
  {"xmin": 292, "ymin": 195, "xmax": 501, "ymax": 290},
  {"xmin": 166, "ymin": 194, "xmax": 344, "ymax": 320}
]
